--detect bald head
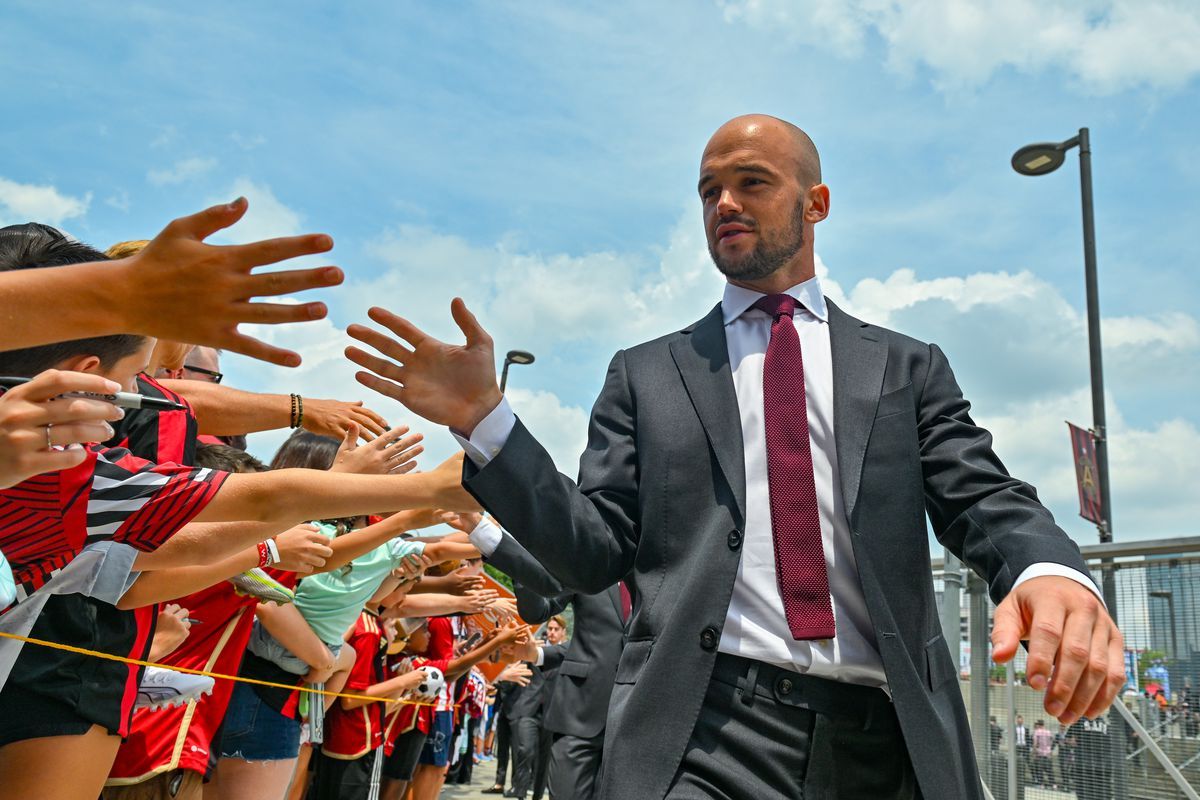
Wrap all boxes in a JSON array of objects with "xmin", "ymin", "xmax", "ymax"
[{"xmin": 704, "ymin": 114, "xmax": 821, "ymax": 189}]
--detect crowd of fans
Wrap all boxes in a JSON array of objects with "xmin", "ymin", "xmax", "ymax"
[{"xmin": 0, "ymin": 203, "xmax": 563, "ymax": 800}]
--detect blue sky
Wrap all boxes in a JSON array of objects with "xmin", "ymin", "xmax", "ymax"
[{"xmin": 3, "ymin": 0, "xmax": 1198, "ymax": 545}]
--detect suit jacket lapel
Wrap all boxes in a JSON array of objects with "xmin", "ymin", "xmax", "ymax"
[
  {"xmin": 828, "ymin": 299, "xmax": 889, "ymax": 526},
  {"xmin": 670, "ymin": 303, "xmax": 747, "ymax": 525}
]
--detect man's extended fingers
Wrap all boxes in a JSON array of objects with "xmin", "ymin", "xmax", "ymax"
[
  {"xmin": 353, "ymin": 370, "xmax": 406, "ymax": 404},
  {"xmin": 346, "ymin": 323, "xmax": 415, "ymax": 365},
  {"xmin": 990, "ymin": 597, "xmax": 1025, "ymax": 663},
  {"xmin": 1044, "ymin": 608, "xmax": 1098, "ymax": 719},
  {"xmin": 231, "ymin": 300, "xmax": 329, "ymax": 326},
  {"xmin": 350, "ymin": 409, "xmax": 387, "ymax": 438},
  {"xmin": 1023, "ymin": 603, "xmax": 1066, "ymax": 691},
  {"xmin": 1084, "ymin": 631, "xmax": 1127, "ymax": 720},
  {"xmin": 345, "ymin": 346, "xmax": 406, "ymax": 383},
  {"xmin": 355, "ymin": 404, "xmax": 390, "ymax": 431},
  {"xmin": 366, "ymin": 307, "xmax": 430, "ymax": 349},
  {"xmin": 242, "ymin": 265, "xmax": 343, "ymax": 298},
  {"xmin": 230, "ymin": 233, "xmax": 335, "ymax": 270},
  {"xmin": 450, "ymin": 297, "xmax": 492, "ymax": 348},
  {"xmin": 1058, "ymin": 621, "xmax": 1110, "ymax": 724},
  {"xmin": 163, "ymin": 198, "xmax": 248, "ymax": 241},
  {"xmin": 223, "ymin": 330, "xmax": 304, "ymax": 368}
]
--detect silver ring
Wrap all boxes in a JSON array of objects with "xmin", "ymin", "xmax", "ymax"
[{"xmin": 45, "ymin": 423, "xmax": 54, "ymax": 450}]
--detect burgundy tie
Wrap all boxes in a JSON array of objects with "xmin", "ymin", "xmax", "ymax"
[
  {"xmin": 619, "ymin": 581, "xmax": 632, "ymax": 623},
  {"xmin": 754, "ymin": 294, "xmax": 836, "ymax": 641}
]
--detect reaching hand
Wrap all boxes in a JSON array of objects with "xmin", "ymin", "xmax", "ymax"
[
  {"xmin": 426, "ymin": 452, "xmax": 480, "ymax": 511},
  {"xmin": 501, "ymin": 634, "xmax": 541, "ymax": 664},
  {"xmin": 992, "ymin": 575, "xmax": 1125, "ymax": 725},
  {"xmin": 485, "ymin": 597, "xmax": 519, "ymax": 625},
  {"xmin": 126, "ymin": 198, "xmax": 343, "ymax": 367},
  {"xmin": 302, "ymin": 398, "xmax": 389, "ymax": 440},
  {"xmin": 444, "ymin": 566, "xmax": 487, "ymax": 595},
  {"xmin": 0, "ymin": 370, "xmax": 127, "ymax": 489},
  {"xmin": 495, "ymin": 662, "xmax": 533, "ymax": 687},
  {"xmin": 440, "ymin": 510, "xmax": 484, "ymax": 534},
  {"xmin": 461, "ymin": 588, "xmax": 500, "ymax": 613},
  {"xmin": 345, "ymin": 299, "xmax": 503, "ymax": 435},
  {"xmin": 271, "ymin": 524, "xmax": 334, "ymax": 574},
  {"xmin": 150, "ymin": 604, "xmax": 193, "ymax": 661},
  {"xmin": 332, "ymin": 423, "xmax": 424, "ymax": 475}
]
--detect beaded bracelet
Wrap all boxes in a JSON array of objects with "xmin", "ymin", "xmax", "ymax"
[{"xmin": 289, "ymin": 393, "xmax": 304, "ymax": 428}]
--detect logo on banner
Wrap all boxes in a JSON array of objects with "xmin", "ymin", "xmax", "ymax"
[{"xmin": 1067, "ymin": 422, "xmax": 1104, "ymax": 525}]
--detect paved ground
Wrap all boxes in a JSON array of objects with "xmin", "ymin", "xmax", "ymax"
[{"xmin": 440, "ymin": 761, "xmax": 504, "ymax": 799}]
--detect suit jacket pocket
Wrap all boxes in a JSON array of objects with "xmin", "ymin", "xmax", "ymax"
[
  {"xmin": 559, "ymin": 659, "xmax": 591, "ymax": 680},
  {"xmin": 925, "ymin": 634, "xmax": 958, "ymax": 692},
  {"xmin": 875, "ymin": 381, "xmax": 914, "ymax": 420},
  {"xmin": 614, "ymin": 639, "xmax": 652, "ymax": 685}
]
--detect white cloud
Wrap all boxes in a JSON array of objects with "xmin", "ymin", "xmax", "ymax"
[
  {"xmin": 720, "ymin": 0, "xmax": 1200, "ymax": 94},
  {"xmin": 0, "ymin": 177, "xmax": 90, "ymax": 227},
  {"xmin": 211, "ymin": 178, "xmax": 304, "ymax": 245},
  {"xmin": 505, "ymin": 387, "xmax": 590, "ymax": 476},
  {"xmin": 147, "ymin": 156, "xmax": 217, "ymax": 186}
]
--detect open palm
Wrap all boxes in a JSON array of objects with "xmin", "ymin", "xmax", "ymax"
[{"xmin": 345, "ymin": 298, "xmax": 503, "ymax": 433}]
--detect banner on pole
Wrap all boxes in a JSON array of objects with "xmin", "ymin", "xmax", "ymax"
[{"xmin": 1067, "ymin": 421, "xmax": 1104, "ymax": 525}]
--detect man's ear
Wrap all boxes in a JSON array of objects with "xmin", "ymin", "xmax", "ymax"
[
  {"xmin": 806, "ymin": 183, "xmax": 831, "ymax": 224},
  {"xmin": 54, "ymin": 354, "xmax": 103, "ymax": 374}
]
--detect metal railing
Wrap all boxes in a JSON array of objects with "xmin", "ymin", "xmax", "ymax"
[{"xmin": 937, "ymin": 537, "xmax": 1200, "ymax": 800}]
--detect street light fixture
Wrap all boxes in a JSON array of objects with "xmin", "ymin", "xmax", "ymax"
[
  {"xmin": 1012, "ymin": 128, "xmax": 1116, "ymax": 615},
  {"xmin": 500, "ymin": 349, "xmax": 536, "ymax": 392}
]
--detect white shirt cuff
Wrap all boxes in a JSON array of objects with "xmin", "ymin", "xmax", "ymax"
[
  {"xmin": 468, "ymin": 517, "xmax": 503, "ymax": 559},
  {"xmin": 451, "ymin": 397, "xmax": 517, "ymax": 468},
  {"xmin": 1012, "ymin": 562, "xmax": 1105, "ymax": 608},
  {"xmin": 534, "ymin": 646, "xmax": 545, "ymax": 667}
]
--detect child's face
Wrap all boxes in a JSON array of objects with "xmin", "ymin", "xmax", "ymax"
[{"xmin": 406, "ymin": 626, "xmax": 430, "ymax": 653}]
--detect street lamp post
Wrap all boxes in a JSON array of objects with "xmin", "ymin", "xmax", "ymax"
[
  {"xmin": 1012, "ymin": 128, "xmax": 1117, "ymax": 615},
  {"xmin": 500, "ymin": 349, "xmax": 536, "ymax": 392}
]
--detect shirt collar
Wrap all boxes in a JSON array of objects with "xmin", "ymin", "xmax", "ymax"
[{"xmin": 721, "ymin": 275, "xmax": 828, "ymax": 326}]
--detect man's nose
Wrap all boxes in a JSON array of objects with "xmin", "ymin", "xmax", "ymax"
[{"xmin": 716, "ymin": 189, "xmax": 741, "ymax": 216}]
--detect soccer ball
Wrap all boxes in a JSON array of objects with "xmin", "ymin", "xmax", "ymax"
[{"xmin": 415, "ymin": 666, "xmax": 445, "ymax": 699}]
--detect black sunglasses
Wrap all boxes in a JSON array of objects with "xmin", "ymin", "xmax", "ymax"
[{"xmin": 183, "ymin": 364, "xmax": 223, "ymax": 384}]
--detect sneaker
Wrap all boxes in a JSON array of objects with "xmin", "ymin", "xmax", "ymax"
[
  {"xmin": 136, "ymin": 666, "xmax": 215, "ymax": 710},
  {"xmin": 0, "ymin": 548, "xmax": 15, "ymax": 609},
  {"xmin": 228, "ymin": 568, "xmax": 294, "ymax": 604}
]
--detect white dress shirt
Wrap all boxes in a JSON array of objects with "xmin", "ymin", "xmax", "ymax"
[{"xmin": 457, "ymin": 275, "xmax": 1100, "ymax": 690}]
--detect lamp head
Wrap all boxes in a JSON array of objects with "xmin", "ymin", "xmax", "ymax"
[
  {"xmin": 505, "ymin": 350, "xmax": 536, "ymax": 366},
  {"xmin": 1011, "ymin": 142, "xmax": 1068, "ymax": 176}
]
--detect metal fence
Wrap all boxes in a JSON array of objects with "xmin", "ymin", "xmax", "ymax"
[{"xmin": 935, "ymin": 537, "xmax": 1200, "ymax": 800}]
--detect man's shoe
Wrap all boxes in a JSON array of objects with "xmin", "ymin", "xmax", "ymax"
[
  {"xmin": 228, "ymin": 568, "xmax": 294, "ymax": 604},
  {"xmin": 482, "ymin": 787, "xmax": 505, "ymax": 795},
  {"xmin": 136, "ymin": 667, "xmax": 215, "ymax": 710}
]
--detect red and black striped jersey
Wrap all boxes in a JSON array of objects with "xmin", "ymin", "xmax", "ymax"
[
  {"xmin": 0, "ymin": 446, "xmax": 227, "ymax": 600},
  {"xmin": 105, "ymin": 374, "xmax": 197, "ymax": 467}
]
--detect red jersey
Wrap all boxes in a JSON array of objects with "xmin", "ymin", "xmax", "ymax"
[
  {"xmin": 381, "ymin": 654, "xmax": 450, "ymax": 755},
  {"xmin": 321, "ymin": 612, "xmax": 387, "ymax": 760},
  {"xmin": 0, "ymin": 446, "xmax": 226, "ymax": 599},
  {"xmin": 106, "ymin": 583, "xmax": 257, "ymax": 783}
]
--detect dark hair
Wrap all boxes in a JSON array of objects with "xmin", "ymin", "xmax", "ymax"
[
  {"xmin": 268, "ymin": 429, "xmax": 341, "ymax": 471},
  {"xmin": 268, "ymin": 429, "xmax": 366, "ymax": 536},
  {"xmin": 195, "ymin": 443, "xmax": 268, "ymax": 474},
  {"xmin": 0, "ymin": 227, "xmax": 148, "ymax": 376}
]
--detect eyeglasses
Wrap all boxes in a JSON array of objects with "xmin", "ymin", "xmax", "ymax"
[{"xmin": 182, "ymin": 364, "xmax": 223, "ymax": 384}]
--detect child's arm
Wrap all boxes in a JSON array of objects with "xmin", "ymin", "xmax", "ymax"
[
  {"xmin": 394, "ymin": 590, "xmax": 498, "ymax": 618},
  {"xmin": 339, "ymin": 668, "xmax": 427, "ymax": 710},
  {"xmin": 444, "ymin": 624, "xmax": 526, "ymax": 680},
  {"xmin": 316, "ymin": 509, "xmax": 441, "ymax": 573},
  {"xmin": 422, "ymin": 540, "xmax": 481, "ymax": 565},
  {"xmin": 255, "ymin": 602, "xmax": 335, "ymax": 678}
]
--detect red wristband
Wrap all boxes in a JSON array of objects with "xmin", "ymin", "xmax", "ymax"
[{"xmin": 256, "ymin": 541, "xmax": 271, "ymax": 568}]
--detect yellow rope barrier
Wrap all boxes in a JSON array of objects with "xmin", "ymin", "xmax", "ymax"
[{"xmin": 0, "ymin": 629, "xmax": 447, "ymax": 708}]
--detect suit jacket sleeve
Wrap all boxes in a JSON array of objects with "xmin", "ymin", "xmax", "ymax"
[
  {"xmin": 539, "ymin": 642, "xmax": 568, "ymax": 672},
  {"xmin": 513, "ymin": 581, "xmax": 571, "ymax": 625},
  {"xmin": 919, "ymin": 343, "xmax": 1091, "ymax": 602},
  {"xmin": 487, "ymin": 530, "xmax": 566, "ymax": 599},
  {"xmin": 464, "ymin": 351, "xmax": 638, "ymax": 594}
]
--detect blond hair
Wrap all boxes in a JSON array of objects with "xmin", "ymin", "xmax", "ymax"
[{"xmin": 105, "ymin": 239, "xmax": 150, "ymax": 259}]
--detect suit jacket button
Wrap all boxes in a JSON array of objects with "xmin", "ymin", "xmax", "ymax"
[
  {"xmin": 777, "ymin": 678, "xmax": 794, "ymax": 696},
  {"xmin": 699, "ymin": 626, "xmax": 719, "ymax": 651},
  {"xmin": 727, "ymin": 529, "xmax": 743, "ymax": 550}
]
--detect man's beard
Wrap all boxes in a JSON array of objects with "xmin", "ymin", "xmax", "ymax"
[{"xmin": 708, "ymin": 201, "xmax": 805, "ymax": 281}]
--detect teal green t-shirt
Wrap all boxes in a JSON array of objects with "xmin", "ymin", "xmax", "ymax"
[{"xmin": 293, "ymin": 521, "xmax": 425, "ymax": 645}]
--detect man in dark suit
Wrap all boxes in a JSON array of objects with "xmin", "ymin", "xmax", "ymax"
[
  {"xmin": 506, "ymin": 633, "xmax": 566, "ymax": 799},
  {"xmin": 461, "ymin": 514, "xmax": 626, "ymax": 800},
  {"xmin": 347, "ymin": 114, "xmax": 1125, "ymax": 799}
]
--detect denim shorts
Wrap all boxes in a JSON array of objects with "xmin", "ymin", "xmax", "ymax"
[
  {"xmin": 218, "ymin": 682, "xmax": 302, "ymax": 761},
  {"xmin": 418, "ymin": 710, "xmax": 455, "ymax": 767},
  {"xmin": 246, "ymin": 621, "xmax": 341, "ymax": 675}
]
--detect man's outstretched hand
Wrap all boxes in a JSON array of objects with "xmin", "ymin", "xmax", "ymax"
[
  {"xmin": 345, "ymin": 299, "xmax": 503, "ymax": 435},
  {"xmin": 991, "ymin": 575, "xmax": 1125, "ymax": 725}
]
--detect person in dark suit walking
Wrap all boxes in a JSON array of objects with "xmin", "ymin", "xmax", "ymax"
[
  {"xmin": 451, "ymin": 513, "xmax": 626, "ymax": 800},
  {"xmin": 506, "ymin": 635, "xmax": 566, "ymax": 799},
  {"xmin": 346, "ymin": 114, "xmax": 1125, "ymax": 799}
]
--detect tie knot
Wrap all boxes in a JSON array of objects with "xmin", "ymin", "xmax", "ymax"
[{"xmin": 754, "ymin": 293, "xmax": 797, "ymax": 319}]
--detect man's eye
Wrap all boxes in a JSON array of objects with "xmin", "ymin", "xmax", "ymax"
[
  {"xmin": 743, "ymin": 178, "xmax": 763, "ymax": 187},
  {"xmin": 701, "ymin": 186, "xmax": 718, "ymax": 200}
]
